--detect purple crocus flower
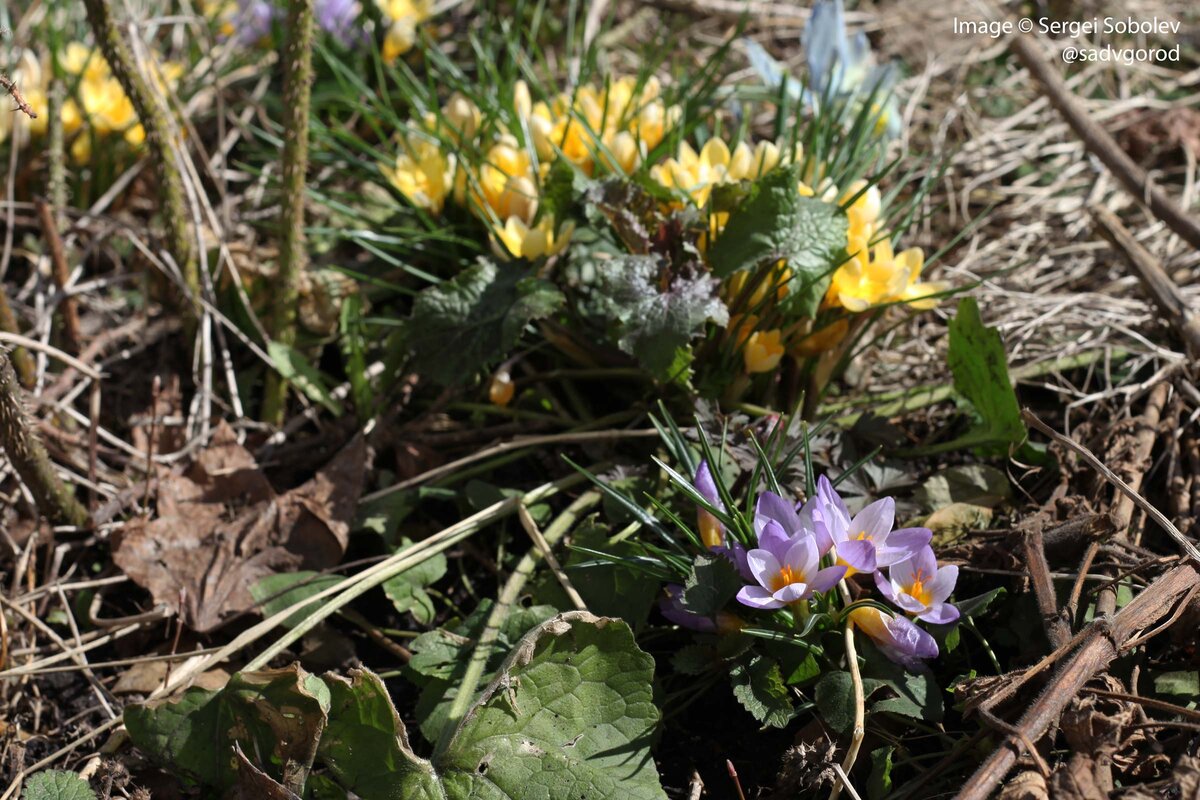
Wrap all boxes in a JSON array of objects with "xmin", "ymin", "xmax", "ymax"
[
  {"xmin": 694, "ymin": 459, "xmax": 726, "ymax": 549},
  {"xmin": 659, "ymin": 584, "xmax": 716, "ymax": 632},
  {"xmin": 875, "ymin": 545, "xmax": 959, "ymax": 624},
  {"xmin": 848, "ymin": 606, "xmax": 939, "ymax": 669},
  {"xmin": 736, "ymin": 526, "xmax": 846, "ymax": 610},
  {"xmin": 231, "ymin": 0, "xmax": 276, "ymax": 45},
  {"xmin": 315, "ymin": 0, "xmax": 363, "ymax": 47},
  {"xmin": 816, "ymin": 475, "xmax": 931, "ymax": 577}
]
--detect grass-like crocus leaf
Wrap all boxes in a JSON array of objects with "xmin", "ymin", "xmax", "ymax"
[
  {"xmin": 320, "ymin": 612, "xmax": 666, "ymax": 800},
  {"xmin": 406, "ymin": 259, "xmax": 564, "ymax": 386},
  {"xmin": 707, "ymin": 165, "xmax": 848, "ymax": 318}
]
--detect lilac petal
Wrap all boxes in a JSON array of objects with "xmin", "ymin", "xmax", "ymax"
[
  {"xmin": 757, "ymin": 519, "xmax": 792, "ymax": 560},
  {"xmin": 909, "ymin": 545, "xmax": 938, "ymax": 578},
  {"xmin": 694, "ymin": 459, "xmax": 725, "ymax": 510},
  {"xmin": 746, "ymin": 548, "xmax": 782, "ymax": 589},
  {"xmin": 737, "ymin": 585, "xmax": 783, "ymax": 609},
  {"xmin": 756, "ymin": 491, "xmax": 800, "ymax": 536},
  {"xmin": 808, "ymin": 565, "xmax": 847, "ymax": 595},
  {"xmin": 919, "ymin": 602, "xmax": 960, "ymax": 625},
  {"xmin": 659, "ymin": 586, "xmax": 716, "ymax": 632},
  {"xmin": 798, "ymin": 496, "xmax": 834, "ymax": 554},
  {"xmin": 876, "ymin": 528, "xmax": 932, "ymax": 567},
  {"xmin": 888, "ymin": 553, "xmax": 919, "ymax": 587},
  {"xmin": 874, "ymin": 570, "xmax": 898, "ymax": 602},
  {"xmin": 888, "ymin": 615, "xmax": 939, "ymax": 658},
  {"xmin": 849, "ymin": 497, "xmax": 895, "ymax": 542},
  {"xmin": 892, "ymin": 592, "xmax": 928, "ymax": 615},
  {"xmin": 772, "ymin": 582, "xmax": 811, "ymax": 604},
  {"xmin": 836, "ymin": 538, "xmax": 877, "ymax": 573},
  {"xmin": 817, "ymin": 475, "xmax": 851, "ymax": 530},
  {"xmin": 926, "ymin": 564, "xmax": 959, "ymax": 604},
  {"xmin": 781, "ymin": 534, "xmax": 820, "ymax": 577}
]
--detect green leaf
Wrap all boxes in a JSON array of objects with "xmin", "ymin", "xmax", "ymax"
[
  {"xmin": 730, "ymin": 656, "xmax": 796, "ymax": 728},
  {"xmin": 125, "ymin": 665, "xmax": 331, "ymax": 794},
  {"xmin": 381, "ymin": 539, "xmax": 447, "ymax": 626},
  {"xmin": 861, "ymin": 646, "xmax": 943, "ymax": 724},
  {"xmin": 1153, "ymin": 670, "xmax": 1199, "ymax": 697},
  {"xmin": 21, "ymin": 772, "xmax": 96, "ymax": 800},
  {"xmin": 672, "ymin": 643, "xmax": 716, "ymax": 676},
  {"xmin": 679, "ymin": 552, "xmax": 743, "ymax": 618},
  {"xmin": 954, "ymin": 587, "xmax": 1006, "ymax": 619},
  {"xmin": 251, "ymin": 571, "xmax": 346, "ymax": 629},
  {"xmin": 590, "ymin": 255, "xmax": 727, "ymax": 382},
  {"xmin": 268, "ymin": 341, "xmax": 343, "ymax": 417},
  {"xmin": 943, "ymin": 297, "xmax": 1026, "ymax": 454},
  {"xmin": 814, "ymin": 670, "xmax": 885, "ymax": 734},
  {"xmin": 321, "ymin": 612, "xmax": 667, "ymax": 800},
  {"xmin": 867, "ymin": 746, "xmax": 894, "ymax": 800},
  {"xmin": 408, "ymin": 603, "xmax": 559, "ymax": 743},
  {"xmin": 707, "ymin": 165, "xmax": 848, "ymax": 317},
  {"xmin": 406, "ymin": 259, "xmax": 564, "ymax": 386}
]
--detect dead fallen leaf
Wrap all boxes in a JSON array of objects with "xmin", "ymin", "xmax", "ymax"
[
  {"xmin": 113, "ymin": 424, "xmax": 367, "ymax": 632},
  {"xmin": 998, "ymin": 770, "xmax": 1049, "ymax": 800}
]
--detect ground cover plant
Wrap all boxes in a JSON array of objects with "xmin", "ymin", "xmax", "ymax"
[{"xmin": 1, "ymin": 0, "xmax": 1199, "ymax": 798}]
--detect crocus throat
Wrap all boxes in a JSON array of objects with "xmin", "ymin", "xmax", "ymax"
[
  {"xmin": 908, "ymin": 570, "xmax": 933, "ymax": 606},
  {"xmin": 770, "ymin": 564, "xmax": 803, "ymax": 592}
]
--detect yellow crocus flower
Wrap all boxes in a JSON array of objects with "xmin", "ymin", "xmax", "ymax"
[
  {"xmin": 490, "ymin": 216, "xmax": 574, "ymax": 261},
  {"xmin": 744, "ymin": 329, "xmax": 785, "ymax": 374},
  {"xmin": 379, "ymin": 0, "xmax": 431, "ymax": 62},
  {"xmin": 381, "ymin": 136, "xmax": 455, "ymax": 213}
]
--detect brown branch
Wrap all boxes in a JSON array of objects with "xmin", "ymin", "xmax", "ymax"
[
  {"xmin": 0, "ymin": 73, "xmax": 37, "ymax": 119},
  {"xmin": 1089, "ymin": 205, "xmax": 1200, "ymax": 358},
  {"xmin": 1022, "ymin": 404, "xmax": 1200, "ymax": 563},
  {"xmin": 0, "ymin": 347, "xmax": 89, "ymax": 527},
  {"xmin": 1019, "ymin": 513, "xmax": 1072, "ymax": 649},
  {"xmin": 36, "ymin": 198, "xmax": 82, "ymax": 354},
  {"xmin": 1009, "ymin": 34, "xmax": 1200, "ymax": 252},
  {"xmin": 956, "ymin": 563, "xmax": 1200, "ymax": 800}
]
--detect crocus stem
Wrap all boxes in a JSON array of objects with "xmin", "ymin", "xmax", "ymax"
[
  {"xmin": 830, "ymin": 620, "xmax": 865, "ymax": 800},
  {"xmin": 261, "ymin": 0, "xmax": 315, "ymax": 425}
]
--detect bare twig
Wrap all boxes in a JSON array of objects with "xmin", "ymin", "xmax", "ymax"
[
  {"xmin": 1089, "ymin": 205, "xmax": 1200, "ymax": 357},
  {"xmin": 0, "ymin": 73, "xmax": 36, "ymax": 118},
  {"xmin": 956, "ymin": 563, "xmax": 1200, "ymax": 800},
  {"xmin": 1009, "ymin": 34, "xmax": 1200, "ymax": 252},
  {"xmin": 1022, "ymin": 407, "xmax": 1200, "ymax": 563},
  {"xmin": 35, "ymin": 198, "xmax": 82, "ymax": 354}
]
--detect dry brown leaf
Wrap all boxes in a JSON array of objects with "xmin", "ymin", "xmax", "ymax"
[
  {"xmin": 113, "ymin": 424, "xmax": 367, "ymax": 632},
  {"xmin": 998, "ymin": 770, "xmax": 1049, "ymax": 800}
]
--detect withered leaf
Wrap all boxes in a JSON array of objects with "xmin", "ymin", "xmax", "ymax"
[{"xmin": 113, "ymin": 424, "xmax": 367, "ymax": 632}]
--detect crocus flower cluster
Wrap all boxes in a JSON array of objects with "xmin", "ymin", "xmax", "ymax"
[
  {"xmin": 666, "ymin": 463, "xmax": 959, "ymax": 669},
  {"xmin": 647, "ymin": 127, "xmax": 944, "ymax": 371},
  {"xmin": 382, "ymin": 76, "xmax": 679, "ymax": 262},
  {"xmin": 0, "ymin": 44, "xmax": 184, "ymax": 164}
]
